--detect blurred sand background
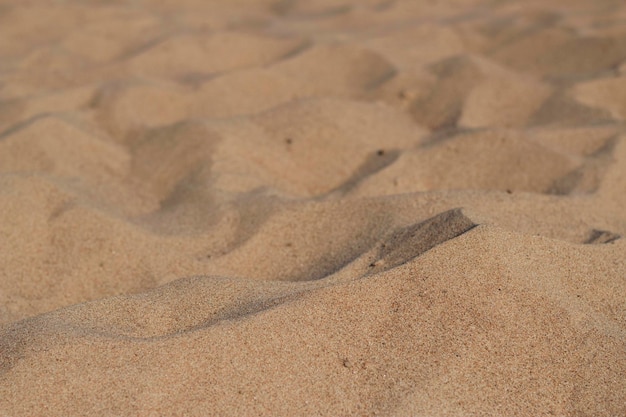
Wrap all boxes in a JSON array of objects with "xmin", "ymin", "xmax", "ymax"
[{"xmin": 0, "ymin": 0, "xmax": 625, "ymax": 415}]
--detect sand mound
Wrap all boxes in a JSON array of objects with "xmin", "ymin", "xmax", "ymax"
[{"xmin": 1, "ymin": 0, "xmax": 625, "ymax": 416}]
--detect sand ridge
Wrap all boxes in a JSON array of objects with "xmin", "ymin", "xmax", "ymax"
[{"xmin": 0, "ymin": 0, "xmax": 625, "ymax": 415}]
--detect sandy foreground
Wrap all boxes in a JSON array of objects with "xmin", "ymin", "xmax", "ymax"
[{"xmin": 0, "ymin": 0, "xmax": 625, "ymax": 415}]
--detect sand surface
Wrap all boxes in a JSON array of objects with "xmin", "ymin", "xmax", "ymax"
[{"xmin": 1, "ymin": 0, "xmax": 626, "ymax": 415}]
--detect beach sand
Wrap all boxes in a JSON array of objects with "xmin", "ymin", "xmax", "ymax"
[{"xmin": 1, "ymin": 0, "xmax": 625, "ymax": 415}]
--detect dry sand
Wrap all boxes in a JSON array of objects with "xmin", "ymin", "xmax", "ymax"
[{"xmin": 1, "ymin": 0, "xmax": 625, "ymax": 415}]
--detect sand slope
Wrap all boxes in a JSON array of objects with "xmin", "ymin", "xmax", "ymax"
[{"xmin": 0, "ymin": 0, "xmax": 625, "ymax": 415}]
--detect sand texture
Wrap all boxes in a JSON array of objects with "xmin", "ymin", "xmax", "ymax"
[{"xmin": 1, "ymin": 0, "xmax": 626, "ymax": 415}]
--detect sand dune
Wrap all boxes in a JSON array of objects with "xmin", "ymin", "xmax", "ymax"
[{"xmin": 1, "ymin": 0, "xmax": 625, "ymax": 415}]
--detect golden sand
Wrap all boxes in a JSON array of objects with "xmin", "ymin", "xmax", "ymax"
[{"xmin": 1, "ymin": 0, "xmax": 625, "ymax": 415}]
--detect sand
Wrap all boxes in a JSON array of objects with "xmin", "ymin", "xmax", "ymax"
[{"xmin": 0, "ymin": 0, "xmax": 625, "ymax": 415}]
